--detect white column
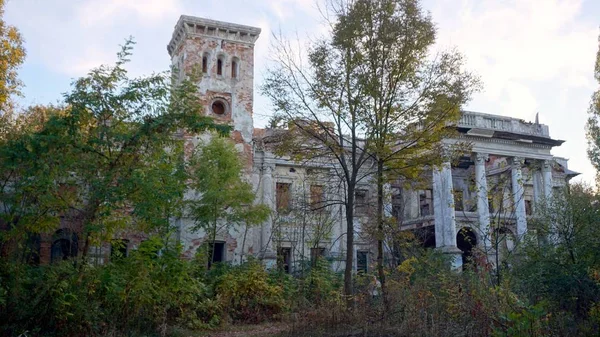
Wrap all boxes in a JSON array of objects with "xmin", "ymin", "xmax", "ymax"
[
  {"xmin": 261, "ymin": 165, "xmax": 277, "ymax": 265},
  {"xmin": 474, "ymin": 153, "xmax": 491, "ymax": 250},
  {"xmin": 542, "ymin": 159, "xmax": 557, "ymax": 242},
  {"xmin": 433, "ymin": 161, "xmax": 462, "ymax": 269},
  {"xmin": 511, "ymin": 157, "xmax": 527, "ymax": 238}
]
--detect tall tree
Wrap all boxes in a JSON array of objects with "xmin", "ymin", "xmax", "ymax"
[
  {"xmin": 262, "ymin": 0, "xmax": 479, "ymax": 302},
  {"xmin": 587, "ymin": 33, "xmax": 600, "ymax": 183},
  {"xmin": 335, "ymin": 0, "xmax": 479, "ymax": 307}
]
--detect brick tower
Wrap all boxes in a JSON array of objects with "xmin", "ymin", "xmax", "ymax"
[{"xmin": 167, "ymin": 16, "xmax": 261, "ymax": 165}]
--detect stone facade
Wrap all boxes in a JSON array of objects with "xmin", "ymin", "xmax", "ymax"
[{"xmin": 28, "ymin": 15, "xmax": 578, "ymax": 271}]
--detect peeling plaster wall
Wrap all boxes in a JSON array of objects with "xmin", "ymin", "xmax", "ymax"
[{"xmin": 168, "ymin": 18, "xmax": 261, "ymax": 262}]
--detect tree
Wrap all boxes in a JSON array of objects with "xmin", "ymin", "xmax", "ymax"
[
  {"xmin": 586, "ymin": 33, "xmax": 600, "ymax": 182},
  {"xmin": 0, "ymin": 40, "xmax": 228, "ymax": 263},
  {"xmin": 511, "ymin": 184, "xmax": 600, "ymax": 318},
  {"xmin": 262, "ymin": 0, "xmax": 479, "ymax": 302},
  {"xmin": 188, "ymin": 135, "xmax": 269, "ymax": 268},
  {"xmin": 335, "ymin": 0, "xmax": 479, "ymax": 307},
  {"xmin": 0, "ymin": 0, "xmax": 25, "ymax": 114}
]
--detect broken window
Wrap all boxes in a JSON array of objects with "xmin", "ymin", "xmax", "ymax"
[
  {"xmin": 391, "ymin": 188, "xmax": 403, "ymax": 221},
  {"xmin": 277, "ymin": 247, "xmax": 291, "ymax": 273},
  {"xmin": 276, "ymin": 182, "xmax": 291, "ymax": 212},
  {"xmin": 111, "ymin": 239, "xmax": 129, "ymax": 260},
  {"xmin": 357, "ymin": 250, "xmax": 368, "ymax": 273},
  {"xmin": 310, "ymin": 247, "xmax": 326, "ymax": 266},
  {"xmin": 525, "ymin": 199, "xmax": 532, "ymax": 216},
  {"xmin": 355, "ymin": 189, "xmax": 368, "ymax": 215},
  {"xmin": 231, "ymin": 58, "xmax": 238, "ymax": 78},
  {"xmin": 208, "ymin": 241, "xmax": 225, "ymax": 268},
  {"xmin": 454, "ymin": 190, "xmax": 464, "ymax": 212},
  {"xmin": 419, "ymin": 189, "xmax": 433, "ymax": 216},
  {"xmin": 202, "ymin": 54, "xmax": 208, "ymax": 73},
  {"xmin": 310, "ymin": 185, "xmax": 324, "ymax": 209},
  {"xmin": 217, "ymin": 57, "xmax": 223, "ymax": 75},
  {"xmin": 51, "ymin": 229, "xmax": 78, "ymax": 263}
]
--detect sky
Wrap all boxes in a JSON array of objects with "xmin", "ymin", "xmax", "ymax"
[{"xmin": 3, "ymin": 0, "xmax": 600, "ymax": 184}]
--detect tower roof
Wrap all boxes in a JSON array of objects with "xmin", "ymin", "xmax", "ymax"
[{"xmin": 167, "ymin": 15, "xmax": 261, "ymax": 56}]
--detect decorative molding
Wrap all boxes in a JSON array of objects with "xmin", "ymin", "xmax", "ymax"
[{"xmin": 168, "ymin": 16, "xmax": 261, "ymax": 56}]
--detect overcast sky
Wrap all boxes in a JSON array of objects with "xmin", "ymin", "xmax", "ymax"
[{"xmin": 4, "ymin": 0, "xmax": 600, "ymax": 184}]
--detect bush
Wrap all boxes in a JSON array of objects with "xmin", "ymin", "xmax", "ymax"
[{"xmin": 0, "ymin": 236, "xmax": 214, "ymax": 336}]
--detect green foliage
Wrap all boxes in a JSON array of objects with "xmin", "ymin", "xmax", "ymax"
[
  {"xmin": 586, "ymin": 33, "xmax": 600, "ymax": 183},
  {"xmin": 0, "ymin": 40, "xmax": 229, "ymax": 261},
  {"xmin": 211, "ymin": 260, "xmax": 288, "ymax": 323},
  {"xmin": 0, "ymin": 0, "xmax": 25, "ymax": 114},
  {"xmin": 0, "ymin": 236, "xmax": 212, "ymax": 336}
]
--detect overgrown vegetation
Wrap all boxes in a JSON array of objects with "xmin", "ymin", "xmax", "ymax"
[{"xmin": 1, "ymin": 0, "xmax": 600, "ymax": 336}]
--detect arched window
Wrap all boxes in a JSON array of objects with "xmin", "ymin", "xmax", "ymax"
[
  {"xmin": 51, "ymin": 229, "xmax": 78, "ymax": 263},
  {"xmin": 231, "ymin": 58, "xmax": 239, "ymax": 78},
  {"xmin": 202, "ymin": 54, "xmax": 208, "ymax": 73},
  {"xmin": 217, "ymin": 57, "xmax": 223, "ymax": 76}
]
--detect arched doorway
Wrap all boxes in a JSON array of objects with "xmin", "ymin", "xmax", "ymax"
[
  {"xmin": 51, "ymin": 229, "xmax": 78, "ymax": 263},
  {"xmin": 457, "ymin": 227, "xmax": 477, "ymax": 267}
]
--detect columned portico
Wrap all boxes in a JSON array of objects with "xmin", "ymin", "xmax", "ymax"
[
  {"xmin": 474, "ymin": 153, "xmax": 491, "ymax": 250},
  {"xmin": 432, "ymin": 161, "xmax": 462, "ymax": 269},
  {"xmin": 511, "ymin": 157, "xmax": 527, "ymax": 237}
]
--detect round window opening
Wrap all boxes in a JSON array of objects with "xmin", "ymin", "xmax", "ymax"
[{"xmin": 211, "ymin": 100, "xmax": 226, "ymax": 115}]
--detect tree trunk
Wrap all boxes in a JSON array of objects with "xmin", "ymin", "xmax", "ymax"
[
  {"xmin": 344, "ymin": 185, "xmax": 355, "ymax": 307},
  {"xmin": 376, "ymin": 159, "xmax": 388, "ymax": 311}
]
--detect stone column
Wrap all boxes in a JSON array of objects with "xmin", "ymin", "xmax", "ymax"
[
  {"xmin": 511, "ymin": 157, "xmax": 527, "ymax": 238},
  {"xmin": 433, "ymin": 161, "xmax": 462, "ymax": 269},
  {"xmin": 261, "ymin": 165, "xmax": 277, "ymax": 266},
  {"xmin": 542, "ymin": 159, "xmax": 556, "ymax": 242},
  {"xmin": 474, "ymin": 153, "xmax": 491, "ymax": 250}
]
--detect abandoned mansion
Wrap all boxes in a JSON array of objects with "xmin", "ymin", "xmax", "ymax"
[{"xmin": 38, "ymin": 16, "xmax": 580, "ymax": 272}]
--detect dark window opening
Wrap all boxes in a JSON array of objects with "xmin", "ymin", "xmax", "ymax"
[
  {"xmin": 208, "ymin": 241, "xmax": 225, "ymax": 268},
  {"xmin": 231, "ymin": 59, "xmax": 238, "ymax": 78},
  {"xmin": 457, "ymin": 227, "xmax": 477, "ymax": 270},
  {"xmin": 202, "ymin": 56, "xmax": 208, "ymax": 73},
  {"xmin": 357, "ymin": 251, "xmax": 368, "ymax": 273},
  {"xmin": 276, "ymin": 182, "xmax": 291, "ymax": 212},
  {"xmin": 419, "ymin": 189, "xmax": 433, "ymax": 216},
  {"xmin": 211, "ymin": 100, "xmax": 225, "ymax": 115},
  {"xmin": 310, "ymin": 185, "xmax": 324, "ymax": 209},
  {"xmin": 391, "ymin": 188, "xmax": 402, "ymax": 222},
  {"xmin": 50, "ymin": 229, "xmax": 78, "ymax": 263},
  {"xmin": 355, "ymin": 189, "xmax": 368, "ymax": 215},
  {"xmin": 111, "ymin": 239, "xmax": 129, "ymax": 260},
  {"xmin": 310, "ymin": 247, "xmax": 325, "ymax": 267},
  {"xmin": 217, "ymin": 58, "xmax": 223, "ymax": 75},
  {"xmin": 277, "ymin": 247, "xmax": 291, "ymax": 273},
  {"xmin": 525, "ymin": 199, "xmax": 532, "ymax": 216}
]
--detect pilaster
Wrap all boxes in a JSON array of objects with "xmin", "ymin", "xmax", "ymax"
[{"xmin": 260, "ymin": 164, "xmax": 276, "ymax": 264}]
